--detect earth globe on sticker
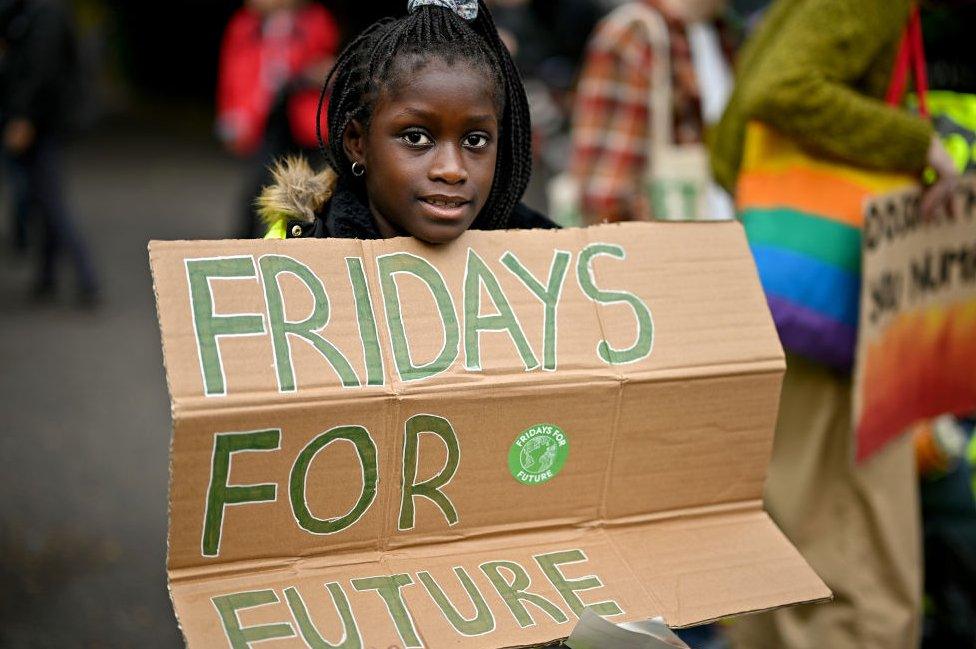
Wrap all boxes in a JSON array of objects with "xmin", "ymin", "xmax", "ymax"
[
  {"xmin": 521, "ymin": 436, "xmax": 559, "ymax": 474},
  {"xmin": 508, "ymin": 424, "xmax": 569, "ymax": 485}
]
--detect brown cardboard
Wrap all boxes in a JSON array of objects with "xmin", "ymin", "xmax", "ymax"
[
  {"xmin": 854, "ymin": 177, "xmax": 976, "ymax": 461},
  {"xmin": 150, "ymin": 222, "xmax": 829, "ymax": 648}
]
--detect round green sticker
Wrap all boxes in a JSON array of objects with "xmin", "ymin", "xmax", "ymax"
[{"xmin": 508, "ymin": 424, "xmax": 569, "ymax": 485}]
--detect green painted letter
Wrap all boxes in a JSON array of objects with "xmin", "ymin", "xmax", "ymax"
[
  {"xmin": 480, "ymin": 560, "xmax": 568, "ymax": 628},
  {"xmin": 212, "ymin": 590, "xmax": 294, "ymax": 648},
  {"xmin": 399, "ymin": 414, "xmax": 459, "ymax": 530},
  {"xmin": 464, "ymin": 249, "xmax": 539, "ymax": 371},
  {"xmin": 377, "ymin": 252, "xmax": 459, "ymax": 381},
  {"xmin": 284, "ymin": 584, "xmax": 362, "ymax": 649},
  {"xmin": 290, "ymin": 425, "xmax": 378, "ymax": 534},
  {"xmin": 203, "ymin": 430, "xmax": 279, "ymax": 557},
  {"xmin": 534, "ymin": 550, "xmax": 623, "ymax": 617},
  {"xmin": 345, "ymin": 257, "xmax": 385, "ymax": 386},
  {"xmin": 259, "ymin": 255, "xmax": 359, "ymax": 390},
  {"xmin": 576, "ymin": 244, "xmax": 653, "ymax": 364},
  {"xmin": 418, "ymin": 568, "xmax": 494, "ymax": 636},
  {"xmin": 186, "ymin": 256, "xmax": 265, "ymax": 396},
  {"xmin": 501, "ymin": 250, "xmax": 570, "ymax": 370},
  {"xmin": 351, "ymin": 574, "xmax": 421, "ymax": 648}
]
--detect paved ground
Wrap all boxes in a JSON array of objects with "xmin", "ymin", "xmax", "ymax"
[{"xmin": 0, "ymin": 122, "xmax": 245, "ymax": 647}]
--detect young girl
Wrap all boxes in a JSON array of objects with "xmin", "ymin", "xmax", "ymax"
[{"xmin": 259, "ymin": 0, "xmax": 556, "ymax": 242}]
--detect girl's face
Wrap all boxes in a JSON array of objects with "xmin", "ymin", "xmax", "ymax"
[{"xmin": 344, "ymin": 58, "xmax": 500, "ymax": 244}]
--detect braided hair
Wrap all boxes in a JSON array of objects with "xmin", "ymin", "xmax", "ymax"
[{"xmin": 315, "ymin": 0, "xmax": 532, "ymax": 229}]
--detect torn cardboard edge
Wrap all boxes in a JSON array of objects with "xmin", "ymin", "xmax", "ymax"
[{"xmin": 150, "ymin": 223, "xmax": 829, "ymax": 647}]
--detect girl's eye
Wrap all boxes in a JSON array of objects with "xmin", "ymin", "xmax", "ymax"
[
  {"xmin": 463, "ymin": 133, "xmax": 490, "ymax": 149},
  {"xmin": 401, "ymin": 131, "xmax": 432, "ymax": 147}
]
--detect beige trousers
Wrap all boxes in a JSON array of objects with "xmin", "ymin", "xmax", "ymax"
[{"xmin": 728, "ymin": 355, "xmax": 921, "ymax": 649}]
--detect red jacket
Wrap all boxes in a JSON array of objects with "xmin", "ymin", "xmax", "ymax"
[{"xmin": 216, "ymin": 3, "xmax": 338, "ymax": 155}]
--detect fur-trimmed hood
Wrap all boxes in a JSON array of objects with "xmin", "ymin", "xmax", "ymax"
[{"xmin": 257, "ymin": 156, "xmax": 338, "ymax": 229}]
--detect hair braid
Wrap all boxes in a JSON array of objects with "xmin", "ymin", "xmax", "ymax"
[
  {"xmin": 468, "ymin": 0, "xmax": 532, "ymax": 226},
  {"xmin": 314, "ymin": 0, "xmax": 532, "ymax": 229},
  {"xmin": 315, "ymin": 19, "xmax": 389, "ymax": 160}
]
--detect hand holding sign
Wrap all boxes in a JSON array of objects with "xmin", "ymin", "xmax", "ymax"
[{"xmin": 922, "ymin": 135, "xmax": 962, "ymax": 221}]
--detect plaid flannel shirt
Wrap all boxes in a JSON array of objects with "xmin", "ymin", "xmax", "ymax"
[{"xmin": 569, "ymin": 1, "xmax": 711, "ymax": 224}]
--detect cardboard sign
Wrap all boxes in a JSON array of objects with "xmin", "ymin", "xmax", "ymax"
[
  {"xmin": 150, "ymin": 222, "xmax": 828, "ymax": 648},
  {"xmin": 854, "ymin": 177, "xmax": 976, "ymax": 462}
]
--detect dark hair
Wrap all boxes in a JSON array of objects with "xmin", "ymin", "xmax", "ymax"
[{"xmin": 315, "ymin": 0, "xmax": 531, "ymax": 229}]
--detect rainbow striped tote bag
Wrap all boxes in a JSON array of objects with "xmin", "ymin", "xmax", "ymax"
[
  {"xmin": 736, "ymin": 6, "xmax": 929, "ymax": 370},
  {"xmin": 736, "ymin": 124, "xmax": 916, "ymax": 370}
]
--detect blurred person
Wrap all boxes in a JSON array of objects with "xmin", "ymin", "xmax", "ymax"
[
  {"xmin": 2, "ymin": 146, "xmax": 30, "ymax": 252},
  {"xmin": 567, "ymin": 0, "xmax": 736, "ymax": 224},
  {"xmin": 484, "ymin": 0, "xmax": 556, "ymax": 211},
  {"xmin": 489, "ymin": 0, "xmax": 603, "ymax": 213},
  {"xmin": 915, "ymin": 415, "xmax": 976, "ymax": 647},
  {"xmin": 912, "ymin": 7, "xmax": 976, "ymax": 639},
  {"xmin": 216, "ymin": 0, "xmax": 339, "ymax": 238},
  {"xmin": 0, "ymin": 0, "xmax": 100, "ymax": 305},
  {"xmin": 709, "ymin": 1, "xmax": 960, "ymax": 648}
]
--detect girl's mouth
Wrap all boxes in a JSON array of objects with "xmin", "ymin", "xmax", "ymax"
[{"xmin": 419, "ymin": 196, "xmax": 470, "ymax": 220}]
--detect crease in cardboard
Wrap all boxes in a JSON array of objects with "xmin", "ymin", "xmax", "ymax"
[
  {"xmin": 379, "ymin": 393, "xmax": 404, "ymax": 557},
  {"xmin": 168, "ymin": 499, "xmax": 767, "ymax": 583},
  {"xmin": 596, "ymin": 345, "xmax": 625, "ymax": 525},
  {"xmin": 169, "ymin": 358, "xmax": 785, "ymax": 417},
  {"xmin": 600, "ymin": 526, "xmax": 667, "ymax": 619}
]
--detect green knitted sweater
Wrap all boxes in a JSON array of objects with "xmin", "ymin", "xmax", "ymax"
[{"xmin": 710, "ymin": 0, "xmax": 933, "ymax": 192}]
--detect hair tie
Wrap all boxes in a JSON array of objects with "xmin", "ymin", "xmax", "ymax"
[{"xmin": 407, "ymin": 0, "xmax": 478, "ymax": 21}]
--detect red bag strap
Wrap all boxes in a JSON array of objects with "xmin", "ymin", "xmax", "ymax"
[
  {"xmin": 885, "ymin": 4, "xmax": 929, "ymax": 117},
  {"xmin": 908, "ymin": 5, "xmax": 929, "ymax": 117}
]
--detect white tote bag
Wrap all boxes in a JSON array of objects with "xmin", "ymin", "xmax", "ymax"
[{"xmin": 550, "ymin": 3, "xmax": 727, "ymax": 224}]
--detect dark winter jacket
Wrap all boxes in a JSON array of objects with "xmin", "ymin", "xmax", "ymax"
[
  {"xmin": 0, "ymin": 0, "xmax": 82, "ymax": 132},
  {"xmin": 259, "ymin": 156, "xmax": 558, "ymax": 240}
]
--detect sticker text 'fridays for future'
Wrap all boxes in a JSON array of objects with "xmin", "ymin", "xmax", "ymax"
[{"xmin": 184, "ymin": 244, "xmax": 654, "ymax": 396}]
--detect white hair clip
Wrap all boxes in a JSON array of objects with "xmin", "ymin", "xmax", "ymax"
[{"xmin": 407, "ymin": 0, "xmax": 478, "ymax": 21}]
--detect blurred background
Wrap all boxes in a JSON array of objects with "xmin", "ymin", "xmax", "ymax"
[{"xmin": 1, "ymin": 0, "xmax": 974, "ymax": 647}]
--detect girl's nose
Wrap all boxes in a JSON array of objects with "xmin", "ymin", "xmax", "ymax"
[{"xmin": 428, "ymin": 145, "xmax": 467, "ymax": 184}]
